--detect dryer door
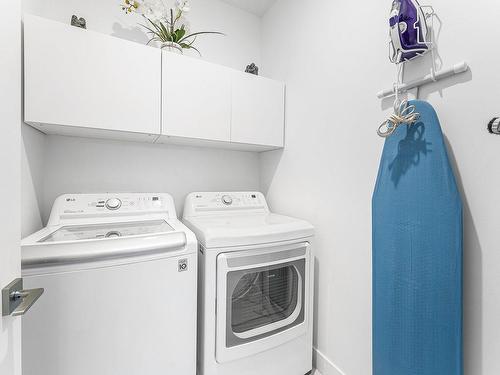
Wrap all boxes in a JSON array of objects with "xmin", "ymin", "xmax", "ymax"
[{"xmin": 216, "ymin": 242, "xmax": 310, "ymax": 363}]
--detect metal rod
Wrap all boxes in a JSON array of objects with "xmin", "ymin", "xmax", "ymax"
[{"xmin": 377, "ymin": 61, "xmax": 469, "ymax": 99}]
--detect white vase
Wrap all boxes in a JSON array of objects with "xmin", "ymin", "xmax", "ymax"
[{"xmin": 161, "ymin": 41, "xmax": 183, "ymax": 54}]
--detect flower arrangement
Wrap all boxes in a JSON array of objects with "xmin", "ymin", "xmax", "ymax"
[{"xmin": 122, "ymin": 0, "xmax": 223, "ymax": 54}]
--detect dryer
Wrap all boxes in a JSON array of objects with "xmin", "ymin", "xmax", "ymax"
[
  {"xmin": 183, "ymin": 192, "xmax": 314, "ymax": 375},
  {"xmin": 21, "ymin": 193, "xmax": 197, "ymax": 375}
]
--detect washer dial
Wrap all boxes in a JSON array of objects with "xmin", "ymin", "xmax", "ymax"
[
  {"xmin": 105, "ymin": 198, "xmax": 122, "ymax": 210},
  {"xmin": 221, "ymin": 195, "xmax": 233, "ymax": 205}
]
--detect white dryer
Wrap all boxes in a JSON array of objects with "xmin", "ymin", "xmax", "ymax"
[
  {"xmin": 21, "ymin": 193, "xmax": 197, "ymax": 375},
  {"xmin": 183, "ymin": 192, "xmax": 314, "ymax": 375}
]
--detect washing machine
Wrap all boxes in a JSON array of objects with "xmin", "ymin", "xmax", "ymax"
[
  {"xmin": 21, "ymin": 193, "xmax": 197, "ymax": 375},
  {"xmin": 183, "ymin": 192, "xmax": 315, "ymax": 375}
]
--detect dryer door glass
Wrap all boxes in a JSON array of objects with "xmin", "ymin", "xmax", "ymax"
[
  {"xmin": 232, "ymin": 265, "xmax": 298, "ymax": 333},
  {"xmin": 226, "ymin": 258, "xmax": 305, "ymax": 346}
]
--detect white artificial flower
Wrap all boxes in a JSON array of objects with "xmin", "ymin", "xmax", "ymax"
[
  {"xmin": 123, "ymin": 0, "xmax": 143, "ymax": 14},
  {"xmin": 175, "ymin": 0, "xmax": 191, "ymax": 13},
  {"xmin": 141, "ymin": 0, "xmax": 168, "ymax": 21},
  {"xmin": 130, "ymin": 0, "xmax": 146, "ymax": 15}
]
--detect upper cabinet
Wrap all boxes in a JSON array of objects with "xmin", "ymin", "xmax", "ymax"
[
  {"xmin": 23, "ymin": 15, "xmax": 285, "ymax": 151},
  {"xmin": 160, "ymin": 52, "xmax": 231, "ymax": 142},
  {"xmin": 231, "ymin": 72, "xmax": 285, "ymax": 148},
  {"xmin": 23, "ymin": 15, "xmax": 161, "ymax": 142}
]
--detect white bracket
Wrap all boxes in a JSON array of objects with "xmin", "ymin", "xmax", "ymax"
[{"xmin": 377, "ymin": 61, "xmax": 469, "ymax": 99}]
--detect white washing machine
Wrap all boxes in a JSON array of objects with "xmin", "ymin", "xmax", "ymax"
[
  {"xmin": 183, "ymin": 192, "xmax": 315, "ymax": 375},
  {"xmin": 21, "ymin": 193, "xmax": 197, "ymax": 375}
]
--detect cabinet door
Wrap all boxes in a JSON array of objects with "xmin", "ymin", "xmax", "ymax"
[
  {"xmin": 231, "ymin": 72, "xmax": 285, "ymax": 147},
  {"xmin": 24, "ymin": 15, "xmax": 161, "ymax": 137},
  {"xmin": 162, "ymin": 52, "xmax": 231, "ymax": 141}
]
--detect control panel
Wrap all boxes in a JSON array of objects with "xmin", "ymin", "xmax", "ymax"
[
  {"xmin": 183, "ymin": 192, "xmax": 269, "ymax": 217},
  {"xmin": 47, "ymin": 193, "xmax": 176, "ymax": 225}
]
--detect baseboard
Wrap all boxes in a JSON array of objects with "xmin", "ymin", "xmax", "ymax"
[{"xmin": 313, "ymin": 347, "xmax": 346, "ymax": 375}]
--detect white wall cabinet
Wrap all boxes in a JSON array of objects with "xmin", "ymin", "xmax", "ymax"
[
  {"xmin": 23, "ymin": 15, "xmax": 285, "ymax": 151},
  {"xmin": 24, "ymin": 15, "xmax": 161, "ymax": 142},
  {"xmin": 231, "ymin": 72, "xmax": 285, "ymax": 148},
  {"xmin": 159, "ymin": 52, "xmax": 231, "ymax": 143}
]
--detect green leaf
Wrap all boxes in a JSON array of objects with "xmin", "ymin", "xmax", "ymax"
[
  {"xmin": 176, "ymin": 28, "xmax": 186, "ymax": 41},
  {"xmin": 147, "ymin": 36, "xmax": 161, "ymax": 45},
  {"xmin": 171, "ymin": 30, "xmax": 179, "ymax": 42},
  {"xmin": 158, "ymin": 21, "xmax": 171, "ymax": 40},
  {"xmin": 140, "ymin": 23, "xmax": 159, "ymax": 36},
  {"xmin": 178, "ymin": 31, "xmax": 225, "ymax": 44},
  {"xmin": 189, "ymin": 45, "xmax": 202, "ymax": 56},
  {"xmin": 185, "ymin": 36, "xmax": 197, "ymax": 47},
  {"xmin": 147, "ymin": 18, "xmax": 163, "ymax": 34},
  {"xmin": 180, "ymin": 43, "xmax": 201, "ymax": 56}
]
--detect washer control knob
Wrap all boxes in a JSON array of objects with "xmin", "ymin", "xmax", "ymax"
[
  {"xmin": 221, "ymin": 195, "xmax": 233, "ymax": 205},
  {"xmin": 105, "ymin": 231, "xmax": 121, "ymax": 238},
  {"xmin": 105, "ymin": 198, "xmax": 122, "ymax": 210}
]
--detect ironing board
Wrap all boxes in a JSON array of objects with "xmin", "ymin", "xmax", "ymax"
[{"xmin": 372, "ymin": 100, "xmax": 463, "ymax": 375}]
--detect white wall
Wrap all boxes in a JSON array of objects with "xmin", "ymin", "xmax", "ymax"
[
  {"xmin": 41, "ymin": 135, "xmax": 260, "ymax": 223},
  {"xmin": 20, "ymin": 0, "xmax": 262, "ymax": 232},
  {"xmin": 261, "ymin": 1, "xmax": 500, "ymax": 374},
  {"xmin": 0, "ymin": 1, "xmax": 22, "ymax": 374},
  {"xmin": 21, "ymin": 126, "xmax": 46, "ymax": 237},
  {"xmin": 22, "ymin": 0, "xmax": 261, "ymax": 71}
]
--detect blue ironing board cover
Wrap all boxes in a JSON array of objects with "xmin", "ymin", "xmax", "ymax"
[{"xmin": 372, "ymin": 100, "xmax": 463, "ymax": 375}]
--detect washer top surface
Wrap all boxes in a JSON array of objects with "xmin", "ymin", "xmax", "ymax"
[
  {"xmin": 22, "ymin": 193, "xmax": 197, "ymax": 274},
  {"xmin": 183, "ymin": 192, "xmax": 314, "ymax": 248},
  {"xmin": 39, "ymin": 220, "xmax": 174, "ymax": 243}
]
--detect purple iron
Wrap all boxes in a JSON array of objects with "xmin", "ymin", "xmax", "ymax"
[{"xmin": 389, "ymin": 0, "xmax": 431, "ymax": 64}]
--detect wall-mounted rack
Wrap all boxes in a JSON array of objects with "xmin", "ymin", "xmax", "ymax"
[{"xmin": 377, "ymin": 61, "xmax": 469, "ymax": 99}]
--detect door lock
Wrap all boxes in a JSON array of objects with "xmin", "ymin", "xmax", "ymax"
[{"xmin": 2, "ymin": 278, "xmax": 44, "ymax": 317}]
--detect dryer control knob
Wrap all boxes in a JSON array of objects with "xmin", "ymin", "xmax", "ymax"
[
  {"xmin": 105, "ymin": 198, "xmax": 122, "ymax": 210},
  {"xmin": 221, "ymin": 195, "xmax": 233, "ymax": 205}
]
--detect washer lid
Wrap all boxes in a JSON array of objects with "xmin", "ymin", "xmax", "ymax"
[
  {"xmin": 21, "ymin": 218, "xmax": 198, "ymax": 272},
  {"xmin": 39, "ymin": 220, "xmax": 174, "ymax": 243},
  {"xmin": 183, "ymin": 213, "xmax": 314, "ymax": 248},
  {"xmin": 22, "ymin": 229, "xmax": 188, "ymax": 271}
]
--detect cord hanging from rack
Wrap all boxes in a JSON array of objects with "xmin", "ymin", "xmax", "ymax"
[{"xmin": 377, "ymin": 63, "xmax": 420, "ymax": 138}]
